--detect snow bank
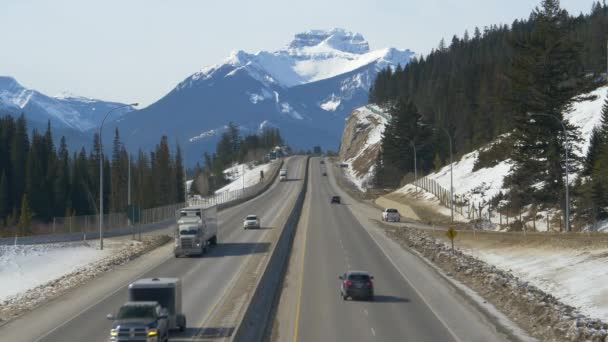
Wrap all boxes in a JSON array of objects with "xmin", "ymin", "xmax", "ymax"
[
  {"xmin": 462, "ymin": 244, "xmax": 608, "ymax": 321},
  {"xmin": 215, "ymin": 161, "xmax": 276, "ymax": 194},
  {"xmin": 0, "ymin": 242, "xmax": 111, "ymax": 301}
]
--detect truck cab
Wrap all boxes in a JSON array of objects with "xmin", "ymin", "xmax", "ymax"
[
  {"xmin": 107, "ymin": 301, "xmax": 169, "ymax": 342},
  {"xmin": 175, "ymin": 206, "xmax": 218, "ymax": 257},
  {"xmin": 127, "ymin": 278, "xmax": 186, "ymax": 332}
]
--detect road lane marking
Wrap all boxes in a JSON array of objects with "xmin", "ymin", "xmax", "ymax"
[
  {"xmin": 292, "ymin": 161, "xmax": 312, "ymax": 342},
  {"xmin": 326, "ymin": 162, "xmax": 462, "ymax": 342},
  {"xmin": 371, "ymin": 327, "xmax": 376, "ymax": 337},
  {"xmin": 363, "ymin": 309, "xmax": 368, "ymax": 316}
]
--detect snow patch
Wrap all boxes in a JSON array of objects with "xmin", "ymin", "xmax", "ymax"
[
  {"xmin": 320, "ymin": 96, "xmax": 341, "ymax": 111},
  {"xmin": 0, "ymin": 242, "xmax": 112, "ymax": 301},
  {"xmin": 215, "ymin": 162, "xmax": 275, "ymax": 194}
]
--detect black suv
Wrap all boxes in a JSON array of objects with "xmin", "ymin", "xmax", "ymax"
[
  {"xmin": 339, "ymin": 271, "xmax": 374, "ymax": 300},
  {"xmin": 331, "ymin": 196, "xmax": 341, "ymax": 204},
  {"xmin": 108, "ymin": 301, "xmax": 169, "ymax": 342}
]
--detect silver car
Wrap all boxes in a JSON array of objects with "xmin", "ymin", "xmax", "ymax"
[{"xmin": 243, "ymin": 215, "xmax": 261, "ymax": 229}]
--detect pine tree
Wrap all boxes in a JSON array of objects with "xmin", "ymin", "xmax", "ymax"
[
  {"xmin": 54, "ymin": 136, "xmax": 70, "ymax": 217},
  {"xmin": 10, "ymin": 114, "xmax": 29, "ymax": 211},
  {"xmin": 175, "ymin": 145, "xmax": 185, "ymax": 203},
  {"xmin": 0, "ymin": 171, "xmax": 8, "ymax": 223},
  {"xmin": 505, "ymin": 0, "xmax": 588, "ymax": 210},
  {"xmin": 18, "ymin": 194, "xmax": 32, "ymax": 236}
]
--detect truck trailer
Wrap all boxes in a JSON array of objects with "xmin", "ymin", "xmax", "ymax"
[{"xmin": 174, "ymin": 206, "xmax": 218, "ymax": 257}]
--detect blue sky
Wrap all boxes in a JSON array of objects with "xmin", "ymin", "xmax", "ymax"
[{"xmin": 0, "ymin": 0, "xmax": 594, "ymax": 106}]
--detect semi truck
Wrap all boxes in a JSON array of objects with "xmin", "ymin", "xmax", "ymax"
[
  {"xmin": 174, "ymin": 206, "xmax": 218, "ymax": 257},
  {"xmin": 279, "ymin": 168, "xmax": 287, "ymax": 181}
]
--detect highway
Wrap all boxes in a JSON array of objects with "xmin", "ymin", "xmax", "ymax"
[
  {"xmin": 0, "ymin": 156, "xmax": 307, "ymax": 342},
  {"xmin": 294, "ymin": 158, "xmax": 454, "ymax": 341},
  {"xmin": 285, "ymin": 158, "xmax": 514, "ymax": 342}
]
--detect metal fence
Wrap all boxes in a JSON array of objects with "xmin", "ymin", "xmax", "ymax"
[
  {"xmin": 0, "ymin": 159, "xmax": 283, "ymax": 245},
  {"xmin": 412, "ymin": 176, "xmax": 571, "ymax": 232},
  {"xmin": 188, "ymin": 159, "xmax": 282, "ymax": 208}
]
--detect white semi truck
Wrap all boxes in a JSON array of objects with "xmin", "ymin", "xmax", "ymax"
[
  {"xmin": 279, "ymin": 168, "xmax": 287, "ymax": 181},
  {"xmin": 174, "ymin": 206, "xmax": 218, "ymax": 257}
]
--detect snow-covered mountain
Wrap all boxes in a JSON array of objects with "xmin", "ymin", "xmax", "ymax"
[
  {"xmin": 116, "ymin": 28, "xmax": 414, "ymax": 164},
  {"xmin": 0, "ymin": 76, "xmax": 135, "ymax": 132}
]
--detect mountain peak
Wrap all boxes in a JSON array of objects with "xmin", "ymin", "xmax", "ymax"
[
  {"xmin": 0, "ymin": 76, "xmax": 21, "ymax": 90},
  {"xmin": 288, "ymin": 28, "xmax": 370, "ymax": 54}
]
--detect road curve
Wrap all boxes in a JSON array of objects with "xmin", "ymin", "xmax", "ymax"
[{"xmin": 0, "ymin": 156, "xmax": 307, "ymax": 342}]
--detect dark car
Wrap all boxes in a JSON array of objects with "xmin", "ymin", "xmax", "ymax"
[
  {"xmin": 320, "ymin": 160, "xmax": 325, "ymax": 164},
  {"xmin": 331, "ymin": 196, "xmax": 341, "ymax": 204},
  {"xmin": 108, "ymin": 301, "xmax": 169, "ymax": 342},
  {"xmin": 339, "ymin": 271, "xmax": 374, "ymax": 300},
  {"xmin": 322, "ymin": 171, "xmax": 327, "ymax": 176}
]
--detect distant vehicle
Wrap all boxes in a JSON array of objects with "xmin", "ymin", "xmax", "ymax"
[
  {"xmin": 174, "ymin": 206, "xmax": 218, "ymax": 257},
  {"xmin": 331, "ymin": 196, "xmax": 341, "ymax": 204},
  {"xmin": 279, "ymin": 168, "xmax": 287, "ymax": 181},
  {"xmin": 340, "ymin": 163, "xmax": 348, "ymax": 168},
  {"xmin": 243, "ymin": 214, "xmax": 261, "ymax": 229},
  {"xmin": 125, "ymin": 278, "xmax": 186, "ymax": 332},
  {"xmin": 320, "ymin": 160, "xmax": 325, "ymax": 164},
  {"xmin": 339, "ymin": 271, "xmax": 374, "ymax": 301},
  {"xmin": 107, "ymin": 301, "xmax": 169, "ymax": 342},
  {"xmin": 322, "ymin": 171, "xmax": 327, "ymax": 176},
  {"xmin": 382, "ymin": 208, "xmax": 400, "ymax": 222}
]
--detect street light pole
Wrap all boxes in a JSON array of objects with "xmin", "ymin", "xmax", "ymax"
[
  {"xmin": 410, "ymin": 141, "xmax": 418, "ymax": 194},
  {"xmin": 438, "ymin": 128, "xmax": 454, "ymax": 223},
  {"xmin": 99, "ymin": 103, "xmax": 138, "ymax": 250},
  {"xmin": 528, "ymin": 113, "xmax": 570, "ymax": 232}
]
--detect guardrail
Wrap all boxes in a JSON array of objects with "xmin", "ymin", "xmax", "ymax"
[
  {"xmin": 189, "ymin": 159, "xmax": 283, "ymax": 210},
  {"xmin": 0, "ymin": 159, "xmax": 284, "ymax": 245},
  {"xmin": 232, "ymin": 156, "xmax": 310, "ymax": 342}
]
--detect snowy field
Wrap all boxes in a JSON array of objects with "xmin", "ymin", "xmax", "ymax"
[
  {"xmin": 0, "ymin": 242, "xmax": 112, "ymax": 301},
  {"xmin": 458, "ymin": 242, "xmax": 608, "ymax": 321},
  {"xmin": 215, "ymin": 161, "xmax": 277, "ymax": 194}
]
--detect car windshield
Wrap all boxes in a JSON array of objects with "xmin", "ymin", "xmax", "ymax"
[
  {"xmin": 387, "ymin": 209, "xmax": 398, "ymax": 213},
  {"xmin": 348, "ymin": 274, "xmax": 370, "ymax": 281},
  {"xmin": 116, "ymin": 305, "xmax": 156, "ymax": 319},
  {"xmin": 246, "ymin": 216, "xmax": 257, "ymax": 220}
]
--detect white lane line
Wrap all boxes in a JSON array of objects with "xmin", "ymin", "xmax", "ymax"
[{"xmin": 371, "ymin": 327, "xmax": 376, "ymax": 337}]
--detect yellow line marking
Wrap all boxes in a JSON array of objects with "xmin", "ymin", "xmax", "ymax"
[{"xmin": 292, "ymin": 164, "xmax": 311, "ymax": 342}]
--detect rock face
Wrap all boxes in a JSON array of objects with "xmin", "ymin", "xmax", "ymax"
[{"xmin": 338, "ymin": 105, "xmax": 389, "ymax": 190}]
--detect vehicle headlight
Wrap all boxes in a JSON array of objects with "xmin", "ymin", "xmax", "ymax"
[
  {"xmin": 110, "ymin": 329, "xmax": 118, "ymax": 336},
  {"xmin": 148, "ymin": 329, "xmax": 158, "ymax": 336},
  {"xmin": 196, "ymin": 243, "xmax": 201, "ymax": 246}
]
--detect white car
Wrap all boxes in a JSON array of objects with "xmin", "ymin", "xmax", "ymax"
[
  {"xmin": 243, "ymin": 215, "xmax": 261, "ymax": 229},
  {"xmin": 382, "ymin": 208, "xmax": 400, "ymax": 222}
]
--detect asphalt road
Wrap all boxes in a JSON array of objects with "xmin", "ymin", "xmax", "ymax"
[
  {"xmin": 295, "ymin": 158, "xmax": 459, "ymax": 342},
  {"xmin": 0, "ymin": 156, "xmax": 306, "ymax": 342}
]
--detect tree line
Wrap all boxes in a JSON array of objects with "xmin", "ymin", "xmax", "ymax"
[
  {"xmin": 0, "ymin": 113, "xmax": 185, "ymax": 233},
  {"xmin": 193, "ymin": 122, "xmax": 284, "ymax": 195},
  {"xmin": 370, "ymin": 0, "xmax": 607, "ymax": 186},
  {"xmin": 371, "ymin": 0, "xmax": 608, "ymax": 228}
]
